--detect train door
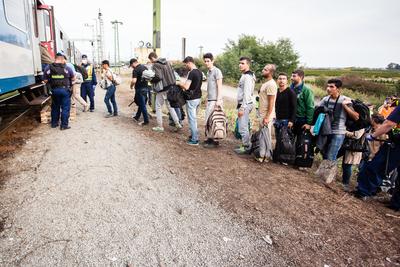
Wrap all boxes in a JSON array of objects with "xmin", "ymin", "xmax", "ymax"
[
  {"xmin": 27, "ymin": 0, "xmax": 41, "ymax": 75},
  {"xmin": 36, "ymin": 4, "xmax": 56, "ymax": 58}
]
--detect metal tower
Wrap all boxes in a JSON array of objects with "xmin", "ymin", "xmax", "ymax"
[
  {"xmin": 98, "ymin": 10, "xmax": 105, "ymax": 62},
  {"xmin": 153, "ymin": 0, "xmax": 161, "ymax": 55}
]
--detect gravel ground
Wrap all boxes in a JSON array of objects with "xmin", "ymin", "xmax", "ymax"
[{"xmin": 0, "ymin": 86, "xmax": 284, "ymax": 266}]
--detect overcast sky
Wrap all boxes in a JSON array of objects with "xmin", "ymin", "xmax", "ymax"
[{"xmin": 46, "ymin": 0, "xmax": 400, "ymax": 68}]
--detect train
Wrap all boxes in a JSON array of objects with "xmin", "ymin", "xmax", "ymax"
[{"xmin": 0, "ymin": 0, "xmax": 82, "ymax": 103}]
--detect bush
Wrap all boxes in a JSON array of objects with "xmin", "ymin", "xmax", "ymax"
[
  {"xmin": 340, "ymin": 75, "xmax": 393, "ymax": 97},
  {"xmin": 215, "ymin": 35, "xmax": 299, "ymax": 82}
]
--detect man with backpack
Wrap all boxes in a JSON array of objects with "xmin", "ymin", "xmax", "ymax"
[
  {"xmin": 101, "ymin": 60, "xmax": 118, "ymax": 117},
  {"xmin": 177, "ymin": 56, "xmax": 203, "ymax": 146},
  {"xmin": 273, "ymin": 72, "xmax": 297, "ymax": 164},
  {"xmin": 80, "ymin": 55, "xmax": 97, "ymax": 112},
  {"xmin": 130, "ymin": 58, "xmax": 149, "ymax": 126},
  {"xmin": 43, "ymin": 52, "xmax": 75, "ymax": 130},
  {"xmin": 203, "ymin": 53, "xmax": 224, "ymax": 148},
  {"xmin": 235, "ymin": 57, "xmax": 256, "ymax": 154},
  {"xmin": 315, "ymin": 79, "xmax": 359, "ymax": 183},
  {"xmin": 148, "ymin": 52, "xmax": 182, "ymax": 132},
  {"xmin": 355, "ymin": 105, "xmax": 400, "ymax": 211},
  {"xmin": 290, "ymin": 70, "xmax": 315, "ymax": 167}
]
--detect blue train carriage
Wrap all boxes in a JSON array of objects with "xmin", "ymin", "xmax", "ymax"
[
  {"xmin": 0, "ymin": 0, "xmax": 42, "ymax": 100},
  {"xmin": 0, "ymin": 0, "xmax": 78, "ymax": 105}
]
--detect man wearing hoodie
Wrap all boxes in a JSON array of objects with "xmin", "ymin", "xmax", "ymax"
[
  {"xmin": 148, "ymin": 52, "xmax": 182, "ymax": 132},
  {"xmin": 80, "ymin": 55, "xmax": 97, "ymax": 112},
  {"xmin": 235, "ymin": 57, "xmax": 256, "ymax": 154}
]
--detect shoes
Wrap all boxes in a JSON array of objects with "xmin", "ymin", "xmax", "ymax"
[
  {"xmin": 174, "ymin": 123, "xmax": 183, "ymax": 132},
  {"xmin": 342, "ymin": 184, "xmax": 350, "ymax": 192},
  {"xmin": 352, "ymin": 191, "xmax": 369, "ymax": 201},
  {"xmin": 83, "ymin": 105, "xmax": 90, "ymax": 112},
  {"xmin": 60, "ymin": 126, "xmax": 71, "ymax": 130},
  {"xmin": 138, "ymin": 121, "xmax": 149, "ymax": 126},
  {"xmin": 51, "ymin": 124, "xmax": 59, "ymax": 128},
  {"xmin": 133, "ymin": 117, "xmax": 139, "ymax": 123},
  {"xmin": 152, "ymin": 126, "xmax": 164, "ymax": 132},
  {"xmin": 254, "ymin": 157, "xmax": 267, "ymax": 163},
  {"xmin": 113, "ymin": 113, "xmax": 118, "ymax": 116},
  {"xmin": 386, "ymin": 204, "xmax": 400, "ymax": 212},
  {"xmin": 187, "ymin": 140, "xmax": 199, "ymax": 146},
  {"xmin": 105, "ymin": 113, "xmax": 113, "ymax": 118},
  {"xmin": 234, "ymin": 145, "xmax": 250, "ymax": 155},
  {"xmin": 203, "ymin": 141, "xmax": 217, "ymax": 148},
  {"xmin": 89, "ymin": 109, "xmax": 94, "ymax": 112}
]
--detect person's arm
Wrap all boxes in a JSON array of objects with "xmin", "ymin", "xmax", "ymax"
[
  {"xmin": 289, "ymin": 90, "xmax": 297, "ymax": 128},
  {"xmin": 263, "ymin": 94, "xmax": 276, "ymax": 125},
  {"xmin": 216, "ymin": 70, "xmax": 223, "ymax": 106},
  {"xmin": 342, "ymin": 98, "xmax": 360, "ymax": 121},
  {"xmin": 371, "ymin": 120, "xmax": 397, "ymax": 139},
  {"xmin": 304, "ymin": 88, "xmax": 315, "ymax": 125},
  {"xmin": 130, "ymin": 78, "xmax": 137, "ymax": 90},
  {"xmin": 177, "ymin": 71, "xmax": 193, "ymax": 90},
  {"xmin": 105, "ymin": 70, "xmax": 113, "ymax": 80}
]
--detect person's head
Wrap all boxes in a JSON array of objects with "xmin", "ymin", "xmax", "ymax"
[
  {"xmin": 101, "ymin": 60, "xmax": 110, "ymax": 70},
  {"xmin": 183, "ymin": 56, "xmax": 196, "ymax": 70},
  {"xmin": 239, "ymin": 57, "xmax": 251, "ymax": 73},
  {"xmin": 277, "ymin": 72, "xmax": 288, "ymax": 89},
  {"xmin": 55, "ymin": 52, "xmax": 66, "ymax": 63},
  {"xmin": 371, "ymin": 113, "xmax": 385, "ymax": 129},
  {"xmin": 129, "ymin": 58, "xmax": 139, "ymax": 68},
  {"xmin": 148, "ymin": 52, "xmax": 158, "ymax": 63},
  {"xmin": 203, "ymin": 53, "xmax": 214, "ymax": 69},
  {"xmin": 291, "ymin": 69, "xmax": 305, "ymax": 85},
  {"xmin": 262, "ymin": 64, "xmax": 276, "ymax": 79},
  {"xmin": 326, "ymin": 78, "xmax": 342, "ymax": 97},
  {"xmin": 81, "ymin": 55, "xmax": 88, "ymax": 65}
]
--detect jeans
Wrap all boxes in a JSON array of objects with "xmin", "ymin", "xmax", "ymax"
[
  {"xmin": 104, "ymin": 84, "xmax": 118, "ymax": 115},
  {"xmin": 323, "ymin": 134, "xmax": 345, "ymax": 161},
  {"xmin": 134, "ymin": 88, "xmax": 149, "ymax": 123},
  {"xmin": 186, "ymin": 98, "xmax": 201, "ymax": 142},
  {"xmin": 357, "ymin": 143, "xmax": 400, "ymax": 197},
  {"xmin": 155, "ymin": 91, "xmax": 179, "ymax": 127},
  {"xmin": 51, "ymin": 88, "xmax": 71, "ymax": 127},
  {"xmin": 81, "ymin": 82, "xmax": 95, "ymax": 110},
  {"xmin": 238, "ymin": 104, "xmax": 253, "ymax": 147},
  {"xmin": 342, "ymin": 163, "xmax": 353, "ymax": 185}
]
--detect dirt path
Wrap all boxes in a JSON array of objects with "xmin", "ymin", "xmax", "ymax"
[{"xmin": 0, "ymin": 76, "xmax": 399, "ymax": 266}]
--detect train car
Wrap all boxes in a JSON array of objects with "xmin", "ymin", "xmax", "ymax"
[{"xmin": 0, "ymin": 0, "xmax": 81, "ymax": 103}]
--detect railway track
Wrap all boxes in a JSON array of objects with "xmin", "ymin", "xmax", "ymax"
[{"xmin": 0, "ymin": 97, "xmax": 33, "ymax": 138}]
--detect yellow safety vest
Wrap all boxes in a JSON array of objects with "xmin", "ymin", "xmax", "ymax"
[{"xmin": 84, "ymin": 65, "xmax": 93, "ymax": 81}]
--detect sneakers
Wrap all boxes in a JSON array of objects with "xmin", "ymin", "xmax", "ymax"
[
  {"xmin": 133, "ymin": 117, "xmax": 139, "ymax": 123},
  {"xmin": 234, "ymin": 145, "xmax": 250, "ymax": 155},
  {"xmin": 60, "ymin": 126, "xmax": 71, "ymax": 130},
  {"xmin": 174, "ymin": 123, "xmax": 183, "ymax": 132},
  {"xmin": 152, "ymin": 126, "xmax": 164, "ymax": 132},
  {"xmin": 187, "ymin": 140, "xmax": 199, "ymax": 146},
  {"xmin": 138, "ymin": 121, "xmax": 149, "ymax": 126},
  {"xmin": 83, "ymin": 104, "xmax": 90, "ymax": 112},
  {"xmin": 203, "ymin": 140, "xmax": 218, "ymax": 148},
  {"xmin": 342, "ymin": 183, "xmax": 350, "ymax": 192},
  {"xmin": 105, "ymin": 113, "xmax": 113, "ymax": 118}
]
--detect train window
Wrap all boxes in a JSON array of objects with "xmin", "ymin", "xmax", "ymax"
[
  {"xmin": 44, "ymin": 10, "xmax": 51, "ymax": 42},
  {"xmin": 32, "ymin": 1, "xmax": 39, "ymax": 37},
  {"xmin": 4, "ymin": 0, "xmax": 28, "ymax": 32}
]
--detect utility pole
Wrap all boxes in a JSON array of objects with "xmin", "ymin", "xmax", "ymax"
[
  {"xmin": 98, "ymin": 10, "xmax": 105, "ymax": 63},
  {"xmin": 198, "ymin": 45, "xmax": 204, "ymax": 58},
  {"xmin": 84, "ymin": 23, "xmax": 96, "ymax": 65},
  {"xmin": 182, "ymin": 37, "xmax": 186, "ymax": 60},
  {"xmin": 111, "ymin": 20, "xmax": 123, "ymax": 73},
  {"xmin": 153, "ymin": 0, "xmax": 161, "ymax": 55}
]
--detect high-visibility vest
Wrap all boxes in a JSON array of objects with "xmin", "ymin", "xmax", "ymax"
[{"xmin": 84, "ymin": 64, "xmax": 93, "ymax": 81}]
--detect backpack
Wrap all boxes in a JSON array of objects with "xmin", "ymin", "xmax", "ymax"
[
  {"xmin": 167, "ymin": 85, "xmax": 186, "ymax": 108},
  {"xmin": 295, "ymin": 130, "xmax": 314, "ymax": 168},
  {"xmin": 112, "ymin": 73, "xmax": 121, "ymax": 86},
  {"xmin": 250, "ymin": 126, "xmax": 272, "ymax": 161},
  {"xmin": 205, "ymin": 106, "xmax": 228, "ymax": 140},
  {"xmin": 273, "ymin": 126, "xmax": 296, "ymax": 164},
  {"xmin": 346, "ymin": 99, "xmax": 371, "ymax": 132},
  {"xmin": 142, "ymin": 69, "xmax": 155, "ymax": 81}
]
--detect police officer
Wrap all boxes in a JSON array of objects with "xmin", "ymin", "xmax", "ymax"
[
  {"xmin": 43, "ymin": 52, "xmax": 75, "ymax": 130},
  {"xmin": 80, "ymin": 55, "xmax": 97, "ymax": 112}
]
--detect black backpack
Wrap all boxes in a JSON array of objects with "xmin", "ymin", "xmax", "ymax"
[
  {"xmin": 167, "ymin": 85, "xmax": 186, "ymax": 108},
  {"xmin": 273, "ymin": 126, "xmax": 296, "ymax": 164},
  {"xmin": 295, "ymin": 130, "xmax": 314, "ymax": 168},
  {"xmin": 346, "ymin": 99, "xmax": 371, "ymax": 132}
]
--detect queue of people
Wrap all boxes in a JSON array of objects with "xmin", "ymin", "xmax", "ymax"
[{"xmin": 44, "ymin": 50, "xmax": 399, "ymax": 212}]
